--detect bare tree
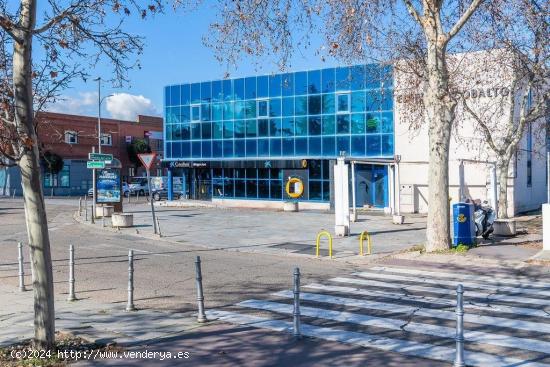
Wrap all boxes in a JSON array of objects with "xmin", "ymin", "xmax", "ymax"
[
  {"xmin": 0, "ymin": 0, "xmax": 159, "ymax": 350},
  {"xmin": 460, "ymin": 0, "xmax": 549, "ymax": 218},
  {"xmin": 204, "ymin": 0, "xmax": 490, "ymax": 251}
]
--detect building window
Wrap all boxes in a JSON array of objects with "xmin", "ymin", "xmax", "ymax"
[
  {"xmin": 44, "ymin": 165, "xmax": 70, "ymax": 188},
  {"xmin": 156, "ymin": 168, "xmax": 162, "ymax": 177},
  {"xmin": 336, "ymin": 92, "xmax": 350, "ymax": 113},
  {"xmin": 257, "ymin": 99, "xmax": 269, "ymax": 117},
  {"xmin": 100, "ymin": 133, "xmax": 112, "ymax": 146},
  {"xmin": 128, "ymin": 167, "xmax": 135, "ymax": 177},
  {"xmin": 64, "ymin": 131, "xmax": 78, "ymax": 144},
  {"xmin": 191, "ymin": 104, "xmax": 201, "ymax": 122}
]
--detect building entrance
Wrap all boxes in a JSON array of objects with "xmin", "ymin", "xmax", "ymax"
[{"xmin": 355, "ymin": 164, "xmax": 388, "ymax": 208}]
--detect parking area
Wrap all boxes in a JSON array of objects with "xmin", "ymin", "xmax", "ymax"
[{"xmin": 113, "ymin": 203, "xmax": 427, "ymax": 259}]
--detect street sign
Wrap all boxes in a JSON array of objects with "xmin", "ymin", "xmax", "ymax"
[
  {"xmin": 89, "ymin": 153, "xmax": 113, "ymax": 161},
  {"xmin": 137, "ymin": 153, "xmax": 157, "ymax": 170},
  {"xmin": 87, "ymin": 161, "xmax": 105, "ymax": 169}
]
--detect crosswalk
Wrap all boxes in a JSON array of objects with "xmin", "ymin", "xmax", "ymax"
[{"xmin": 207, "ymin": 265, "xmax": 550, "ymax": 366}]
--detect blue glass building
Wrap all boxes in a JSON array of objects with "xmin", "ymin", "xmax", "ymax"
[{"xmin": 163, "ymin": 64, "xmax": 394, "ymax": 207}]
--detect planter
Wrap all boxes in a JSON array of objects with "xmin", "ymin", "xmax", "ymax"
[
  {"xmin": 392, "ymin": 215, "xmax": 405, "ymax": 225},
  {"xmin": 95, "ymin": 205, "xmax": 114, "ymax": 218},
  {"xmin": 283, "ymin": 201, "xmax": 299, "ymax": 212},
  {"xmin": 111, "ymin": 213, "xmax": 134, "ymax": 228},
  {"xmin": 493, "ymin": 219, "xmax": 516, "ymax": 236}
]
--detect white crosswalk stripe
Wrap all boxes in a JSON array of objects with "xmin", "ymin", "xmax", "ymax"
[{"xmin": 209, "ymin": 266, "xmax": 550, "ymax": 366}]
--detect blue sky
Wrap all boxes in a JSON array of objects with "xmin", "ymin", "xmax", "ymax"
[{"xmin": 48, "ymin": 3, "xmax": 340, "ymax": 120}]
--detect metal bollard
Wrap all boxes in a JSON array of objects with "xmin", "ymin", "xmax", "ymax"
[
  {"xmin": 67, "ymin": 245, "xmax": 76, "ymax": 301},
  {"xmin": 101, "ymin": 206, "xmax": 105, "ymax": 227},
  {"xmin": 127, "ymin": 192, "xmax": 130, "ymax": 204},
  {"xmin": 293, "ymin": 267, "xmax": 301, "ymax": 338},
  {"xmin": 126, "ymin": 250, "xmax": 136, "ymax": 311},
  {"xmin": 454, "ymin": 284, "xmax": 465, "ymax": 367},
  {"xmin": 78, "ymin": 197, "xmax": 82, "ymax": 216},
  {"xmin": 136, "ymin": 191, "xmax": 140, "ymax": 203},
  {"xmin": 17, "ymin": 242, "xmax": 26, "ymax": 292},
  {"xmin": 12, "ymin": 188, "xmax": 16, "ymax": 199},
  {"xmin": 84, "ymin": 195, "xmax": 88, "ymax": 221},
  {"xmin": 195, "ymin": 256, "xmax": 207, "ymax": 323},
  {"xmin": 156, "ymin": 217, "xmax": 162, "ymax": 237}
]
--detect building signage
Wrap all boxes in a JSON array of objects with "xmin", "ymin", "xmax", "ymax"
[
  {"xmin": 88, "ymin": 153, "xmax": 113, "ymax": 161},
  {"xmin": 96, "ymin": 169, "xmax": 121, "ymax": 203},
  {"xmin": 144, "ymin": 131, "xmax": 163, "ymax": 140},
  {"xmin": 87, "ymin": 161, "xmax": 105, "ymax": 169},
  {"xmin": 168, "ymin": 161, "xmax": 208, "ymax": 168},
  {"xmin": 125, "ymin": 136, "xmax": 132, "ymax": 143},
  {"xmin": 164, "ymin": 160, "xmax": 309, "ymax": 170},
  {"xmin": 396, "ymin": 86, "xmax": 511, "ymax": 104}
]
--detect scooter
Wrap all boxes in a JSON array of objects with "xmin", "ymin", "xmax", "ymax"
[{"xmin": 473, "ymin": 199, "xmax": 496, "ymax": 239}]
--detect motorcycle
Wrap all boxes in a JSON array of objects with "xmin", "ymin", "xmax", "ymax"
[{"xmin": 473, "ymin": 199, "xmax": 496, "ymax": 239}]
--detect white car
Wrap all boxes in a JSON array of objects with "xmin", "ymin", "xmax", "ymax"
[{"xmin": 128, "ymin": 177, "xmax": 149, "ymax": 196}]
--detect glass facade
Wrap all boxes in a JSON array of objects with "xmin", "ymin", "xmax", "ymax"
[{"xmin": 164, "ymin": 64, "xmax": 393, "ymax": 203}]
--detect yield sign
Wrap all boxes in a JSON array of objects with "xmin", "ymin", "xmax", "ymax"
[{"xmin": 137, "ymin": 153, "xmax": 157, "ymax": 170}]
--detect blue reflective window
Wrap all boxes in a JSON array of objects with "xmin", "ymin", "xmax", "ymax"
[
  {"xmin": 336, "ymin": 67, "xmax": 351, "ymax": 91},
  {"xmin": 171, "ymin": 142, "xmax": 180, "ymax": 157},
  {"xmin": 295, "ymin": 138, "xmax": 307, "ymax": 155},
  {"xmin": 337, "ymin": 93, "xmax": 350, "ymax": 113},
  {"xmin": 234, "ymin": 120, "xmax": 245, "ymax": 138},
  {"xmin": 164, "ymin": 87, "xmax": 170, "ymax": 106},
  {"xmin": 270, "ymin": 138, "xmax": 281, "ymax": 156},
  {"xmin": 180, "ymin": 106, "xmax": 190, "ymax": 123},
  {"xmin": 223, "ymin": 102, "xmax": 234, "ymax": 120},
  {"xmin": 201, "ymin": 122, "xmax": 211, "ymax": 139},
  {"xmin": 258, "ymin": 100, "xmax": 269, "ymax": 117},
  {"xmin": 337, "ymin": 136, "xmax": 350, "ymax": 154},
  {"xmin": 212, "ymin": 80, "xmax": 222, "ymax": 102},
  {"xmin": 181, "ymin": 84, "xmax": 191, "ymax": 105},
  {"xmin": 282, "ymin": 73, "xmax": 294, "ymax": 96},
  {"xmin": 212, "ymin": 121, "xmax": 222, "ymax": 139},
  {"xmin": 322, "ymin": 68, "xmax": 335, "ymax": 93},
  {"xmin": 381, "ymin": 65, "xmax": 393, "ymax": 88},
  {"xmin": 258, "ymin": 180, "xmax": 270, "ymax": 198},
  {"xmin": 234, "ymin": 78, "xmax": 245, "ymax": 100},
  {"xmin": 170, "ymin": 85, "xmax": 180, "ymax": 105},
  {"xmin": 308, "ymin": 95, "xmax": 321, "ymax": 115},
  {"xmin": 294, "ymin": 71, "xmax": 307, "ymax": 95},
  {"xmin": 201, "ymin": 104, "xmax": 210, "ymax": 121},
  {"xmin": 309, "ymin": 181, "xmax": 322, "ymax": 200},
  {"xmin": 202, "ymin": 141, "xmax": 211, "ymax": 158},
  {"xmin": 382, "ymin": 134, "xmax": 393, "ymax": 156},
  {"xmin": 270, "ymin": 118, "xmax": 282, "ymax": 137},
  {"xmin": 309, "ymin": 137, "xmax": 322, "ymax": 156},
  {"xmin": 295, "ymin": 96, "xmax": 307, "ymax": 116},
  {"xmin": 269, "ymin": 98, "xmax": 281, "ymax": 117},
  {"xmin": 191, "ymin": 123, "xmax": 201, "ymax": 139},
  {"xmin": 366, "ymin": 135, "xmax": 381, "ymax": 155},
  {"xmin": 365, "ymin": 91, "xmax": 380, "ymax": 111},
  {"xmin": 308, "ymin": 70, "xmax": 321, "ymax": 94},
  {"xmin": 245, "ymin": 101, "xmax": 256, "ymax": 119},
  {"xmin": 245, "ymin": 77, "xmax": 256, "ymax": 99},
  {"xmin": 223, "ymin": 121, "xmax": 234, "ymax": 139},
  {"xmin": 365, "ymin": 65, "xmax": 380, "ymax": 89},
  {"xmin": 282, "ymin": 118, "xmax": 294, "ymax": 137},
  {"xmin": 322, "ymin": 136, "xmax": 335, "ymax": 156},
  {"xmin": 351, "ymin": 91, "xmax": 365, "ymax": 112},
  {"xmin": 223, "ymin": 140, "xmax": 233, "ymax": 157},
  {"xmin": 234, "ymin": 101, "xmax": 245, "ymax": 119},
  {"xmin": 224, "ymin": 178, "xmax": 234, "ymax": 197},
  {"xmin": 322, "ymin": 181, "xmax": 330, "ymax": 201},
  {"xmin": 258, "ymin": 139, "xmax": 269, "ymax": 156},
  {"xmin": 337, "ymin": 115, "xmax": 350, "ymax": 134},
  {"xmin": 246, "ymin": 119, "xmax": 257, "ymax": 138},
  {"xmin": 295, "ymin": 117, "xmax": 308, "ymax": 136},
  {"xmin": 351, "ymin": 65, "xmax": 366, "ymax": 90},
  {"xmin": 308, "ymin": 116, "xmax": 321, "ymax": 135},
  {"xmin": 235, "ymin": 180, "xmax": 245, "ymax": 197},
  {"xmin": 235, "ymin": 139, "xmax": 245, "ymax": 157},
  {"xmin": 269, "ymin": 74, "xmax": 281, "ymax": 97},
  {"xmin": 191, "ymin": 83, "xmax": 201, "ymax": 103},
  {"xmin": 282, "ymin": 138, "xmax": 294, "ymax": 155},
  {"xmin": 212, "ymin": 103, "xmax": 223, "ymax": 121},
  {"xmin": 165, "ymin": 142, "xmax": 172, "ymax": 158},
  {"xmin": 322, "ymin": 94, "xmax": 335, "ymax": 114},
  {"xmin": 246, "ymin": 140, "xmax": 257, "ymax": 157},
  {"xmin": 381, "ymin": 90, "xmax": 393, "ymax": 110},
  {"xmin": 213, "ymin": 141, "xmax": 223, "ymax": 157},
  {"xmin": 366, "ymin": 113, "xmax": 380, "ymax": 133},
  {"xmin": 282, "ymin": 97, "xmax": 294, "ymax": 117},
  {"xmin": 257, "ymin": 76, "xmax": 268, "ymax": 98},
  {"xmin": 191, "ymin": 105, "xmax": 201, "ymax": 121},
  {"xmin": 222, "ymin": 79, "xmax": 232, "ymax": 100},
  {"xmin": 201, "ymin": 82, "xmax": 211, "ymax": 102},
  {"xmin": 270, "ymin": 180, "xmax": 282, "ymax": 199},
  {"xmin": 351, "ymin": 114, "xmax": 365, "ymax": 134},
  {"xmin": 246, "ymin": 180, "xmax": 258, "ymax": 198},
  {"xmin": 258, "ymin": 119, "xmax": 269, "ymax": 137},
  {"xmin": 351, "ymin": 136, "xmax": 365, "ymax": 156},
  {"xmin": 191, "ymin": 141, "xmax": 201, "ymax": 158},
  {"xmin": 381, "ymin": 112, "xmax": 393, "ymax": 133}
]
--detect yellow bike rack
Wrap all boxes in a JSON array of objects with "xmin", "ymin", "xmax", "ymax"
[
  {"xmin": 316, "ymin": 230, "xmax": 333, "ymax": 258},
  {"xmin": 359, "ymin": 230, "xmax": 372, "ymax": 256}
]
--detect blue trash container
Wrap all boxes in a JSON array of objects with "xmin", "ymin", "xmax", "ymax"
[{"xmin": 453, "ymin": 202, "xmax": 475, "ymax": 247}]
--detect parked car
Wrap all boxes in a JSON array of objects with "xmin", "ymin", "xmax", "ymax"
[
  {"xmin": 152, "ymin": 189, "xmax": 185, "ymax": 201},
  {"xmin": 128, "ymin": 177, "xmax": 149, "ymax": 196}
]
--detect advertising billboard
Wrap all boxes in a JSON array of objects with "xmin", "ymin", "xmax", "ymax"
[{"xmin": 97, "ymin": 169, "xmax": 121, "ymax": 203}]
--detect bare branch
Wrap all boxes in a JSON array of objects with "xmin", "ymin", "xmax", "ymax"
[
  {"xmin": 402, "ymin": 0, "xmax": 423, "ymax": 26},
  {"xmin": 446, "ymin": 0, "xmax": 484, "ymax": 40}
]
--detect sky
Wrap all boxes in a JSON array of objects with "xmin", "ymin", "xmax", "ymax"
[{"xmin": 47, "ymin": 3, "xmax": 340, "ymax": 121}]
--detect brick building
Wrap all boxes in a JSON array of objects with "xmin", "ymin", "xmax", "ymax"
[{"xmin": 0, "ymin": 111, "xmax": 163, "ymax": 196}]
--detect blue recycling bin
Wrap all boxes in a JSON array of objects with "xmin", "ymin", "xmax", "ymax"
[{"xmin": 453, "ymin": 202, "xmax": 476, "ymax": 247}]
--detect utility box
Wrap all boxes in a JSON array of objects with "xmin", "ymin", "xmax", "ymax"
[{"xmin": 452, "ymin": 202, "xmax": 476, "ymax": 247}]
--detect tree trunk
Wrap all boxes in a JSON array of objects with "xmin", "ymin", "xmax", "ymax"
[
  {"xmin": 496, "ymin": 153, "xmax": 513, "ymax": 219},
  {"xmin": 13, "ymin": 0, "xmax": 56, "ymax": 351},
  {"xmin": 424, "ymin": 40, "xmax": 455, "ymax": 252}
]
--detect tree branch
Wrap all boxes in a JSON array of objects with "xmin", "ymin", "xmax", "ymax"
[
  {"xmin": 402, "ymin": 0, "xmax": 424, "ymax": 26},
  {"xmin": 0, "ymin": 13, "xmax": 23, "ymax": 42},
  {"xmin": 32, "ymin": 1, "xmax": 84, "ymax": 35},
  {"xmin": 446, "ymin": 0, "xmax": 484, "ymax": 40},
  {"xmin": 462, "ymin": 99, "xmax": 502, "ymax": 155}
]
